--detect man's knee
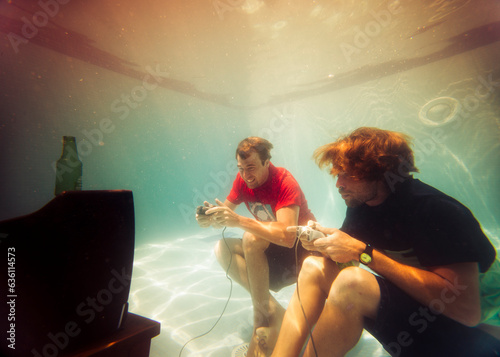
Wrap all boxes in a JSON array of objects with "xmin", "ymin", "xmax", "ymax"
[
  {"xmin": 298, "ymin": 256, "xmax": 333, "ymax": 285},
  {"xmin": 332, "ymin": 267, "xmax": 373, "ymax": 294},
  {"xmin": 301, "ymin": 256, "xmax": 326, "ymax": 274},
  {"xmin": 214, "ymin": 238, "xmax": 238, "ymax": 264},
  {"xmin": 242, "ymin": 231, "xmax": 269, "ymax": 253},
  {"xmin": 214, "ymin": 239, "xmax": 226, "ymax": 262},
  {"xmin": 328, "ymin": 267, "xmax": 380, "ymax": 316}
]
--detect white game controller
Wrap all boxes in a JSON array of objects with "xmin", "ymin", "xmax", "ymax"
[
  {"xmin": 288, "ymin": 226, "xmax": 359, "ymax": 270},
  {"xmin": 286, "ymin": 226, "xmax": 325, "ymax": 242}
]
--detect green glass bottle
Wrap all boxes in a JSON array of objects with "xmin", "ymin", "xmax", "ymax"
[{"xmin": 54, "ymin": 136, "xmax": 83, "ymax": 195}]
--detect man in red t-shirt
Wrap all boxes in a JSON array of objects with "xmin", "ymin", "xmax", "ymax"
[{"xmin": 196, "ymin": 137, "xmax": 316, "ymax": 356}]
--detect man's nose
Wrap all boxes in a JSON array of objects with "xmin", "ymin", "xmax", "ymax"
[{"xmin": 336, "ymin": 176, "xmax": 344, "ymax": 189}]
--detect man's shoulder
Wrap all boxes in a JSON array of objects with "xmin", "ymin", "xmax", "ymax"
[
  {"xmin": 396, "ymin": 179, "xmax": 479, "ymax": 229},
  {"xmin": 270, "ymin": 164, "xmax": 299, "ymax": 184},
  {"xmin": 382, "ymin": 179, "xmax": 472, "ymax": 226},
  {"xmin": 270, "ymin": 164, "xmax": 289, "ymax": 176},
  {"xmin": 397, "ymin": 178, "xmax": 460, "ymax": 206},
  {"xmin": 411, "ymin": 179, "xmax": 465, "ymax": 207},
  {"xmin": 399, "ymin": 178, "xmax": 442, "ymax": 197}
]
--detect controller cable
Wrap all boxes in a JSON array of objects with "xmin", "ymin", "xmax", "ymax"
[
  {"xmin": 178, "ymin": 226, "xmax": 233, "ymax": 357},
  {"xmin": 294, "ymin": 232, "xmax": 319, "ymax": 357}
]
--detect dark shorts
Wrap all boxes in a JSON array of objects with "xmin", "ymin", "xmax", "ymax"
[
  {"xmin": 365, "ymin": 275, "xmax": 500, "ymax": 357},
  {"xmin": 265, "ymin": 242, "xmax": 306, "ymax": 292}
]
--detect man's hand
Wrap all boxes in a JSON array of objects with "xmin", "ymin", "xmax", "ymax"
[
  {"xmin": 307, "ymin": 220, "xmax": 337, "ymax": 235},
  {"xmin": 205, "ymin": 198, "xmax": 241, "ymax": 228},
  {"xmin": 297, "ymin": 221, "xmax": 332, "ymax": 251},
  {"xmin": 302, "ymin": 221, "xmax": 364, "ymax": 264},
  {"xmin": 195, "ymin": 201, "xmax": 223, "ymax": 228}
]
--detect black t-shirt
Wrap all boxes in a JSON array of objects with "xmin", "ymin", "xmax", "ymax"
[{"xmin": 341, "ymin": 178, "xmax": 496, "ymax": 273}]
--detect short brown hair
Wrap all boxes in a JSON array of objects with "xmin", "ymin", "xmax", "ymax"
[
  {"xmin": 313, "ymin": 127, "xmax": 418, "ymax": 181},
  {"xmin": 236, "ymin": 137, "xmax": 273, "ymax": 165}
]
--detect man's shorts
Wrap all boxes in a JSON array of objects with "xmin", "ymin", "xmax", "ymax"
[
  {"xmin": 364, "ymin": 275, "xmax": 500, "ymax": 357},
  {"xmin": 265, "ymin": 242, "xmax": 307, "ymax": 292}
]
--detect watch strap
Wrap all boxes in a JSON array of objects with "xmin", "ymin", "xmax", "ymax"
[{"xmin": 360, "ymin": 244, "xmax": 373, "ymax": 265}]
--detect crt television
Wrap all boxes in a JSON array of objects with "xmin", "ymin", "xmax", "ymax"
[{"xmin": 0, "ymin": 190, "xmax": 135, "ymax": 357}]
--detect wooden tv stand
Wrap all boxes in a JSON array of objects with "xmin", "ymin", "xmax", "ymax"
[{"xmin": 63, "ymin": 313, "xmax": 161, "ymax": 357}]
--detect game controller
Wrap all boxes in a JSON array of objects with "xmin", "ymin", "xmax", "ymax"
[
  {"xmin": 286, "ymin": 226, "xmax": 325, "ymax": 242},
  {"xmin": 196, "ymin": 205, "xmax": 210, "ymax": 215},
  {"xmin": 287, "ymin": 226, "xmax": 359, "ymax": 270}
]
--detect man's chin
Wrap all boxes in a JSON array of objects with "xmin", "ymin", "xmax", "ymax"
[
  {"xmin": 344, "ymin": 198, "xmax": 363, "ymax": 208},
  {"xmin": 245, "ymin": 181, "xmax": 257, "ymax": 189}
]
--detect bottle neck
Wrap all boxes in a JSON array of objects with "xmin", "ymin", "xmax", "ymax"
[{"xmin": 61, "ymin": 136, "xmax": 79, "ymax": 159}]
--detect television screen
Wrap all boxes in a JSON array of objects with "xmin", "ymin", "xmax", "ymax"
[{"xmin": 0, "ymin": 190, "xmax": 135, "ymax": 357}]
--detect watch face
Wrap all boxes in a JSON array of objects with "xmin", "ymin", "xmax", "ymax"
[{"xmin": 360, "ymin": 253, "xmax": 372, "ymax": 265}]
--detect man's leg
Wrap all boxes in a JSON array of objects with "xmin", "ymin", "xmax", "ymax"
[
  {"xmin": 242, "ymin": 232, "xmax": 285, "ymax": 356},
  {"xmin": 303, "ymin": 266, "xmax": 381, "ymax": 357},
  {"xmin": 214, "ymin": 233, "xmax": 283, "ymax": 356},
  {"xmin": 272, "ymin": 257, "xmax": 381, "ymax": 357},
  {"xmin": 242, "ymin": 232, "xmax": 272, "ymax": 325},
  {"xmin": 214, "ymin": 237, "xmax": 249, "ymax": 289},
  {"xmin": 272, "ymin": 256, "xmax": 340, "ymax": 356}
]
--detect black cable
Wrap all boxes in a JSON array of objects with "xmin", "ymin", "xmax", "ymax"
[
  {"xmin": 178, "ymin": 227, "xmax": 233, "ymax": 357},
  {"xmin": 294, "ymin": 233, "xmax": 319, "ymax": 357}
]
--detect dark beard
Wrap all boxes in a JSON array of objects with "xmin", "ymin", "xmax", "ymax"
[
  {"xmin": 344, "ymin": 197, "xmax": 364, "ymax": 207},
  {"xmin": 340, "ymin": 186, "xmax": 378, "ymax": 207}
]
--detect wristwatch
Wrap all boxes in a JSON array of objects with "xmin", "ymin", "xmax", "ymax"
[{"xmin": 360, "ymin": 244, "xmax": 373, "ymax": 265}]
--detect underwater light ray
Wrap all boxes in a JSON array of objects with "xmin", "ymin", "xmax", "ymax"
[{"xmin": 432, "ymin": 144, "xmax": 497, "ymax": 227}]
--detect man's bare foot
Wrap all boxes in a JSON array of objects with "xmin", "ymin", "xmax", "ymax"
[
  {"xmin": 247, "ymin": 305, "xmax": 286, "ymax": 357},
  {"xmin": 247, "ymin": 330, "xmax": 269, "ymax": 357},
  {"xmin": 257, "ymin": 327, "xmax": 275, "ymax": 354}
]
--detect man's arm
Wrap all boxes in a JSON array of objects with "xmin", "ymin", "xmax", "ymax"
[
  {"xmin": 223, "ymin": 199, "xmax": 237, "ymax": 211},
  {"xmin": 369, "ymin": 250, "xmax": 481, "ymax": 327},
  {"xmin": 207, "ymin": 199, "xmax": 299, "ymax": 248},
  {"xmin": 309, "ymin": 226, "xmax": 482, "ymax": 327}
]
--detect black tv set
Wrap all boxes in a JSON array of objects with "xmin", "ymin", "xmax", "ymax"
[{"xmin": 0, "ymin": 190, "xmax": 135, "ymax": 357}]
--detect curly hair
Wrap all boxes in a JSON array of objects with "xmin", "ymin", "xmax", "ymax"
[
  {"xmin": 313, "ymin": 127, "xmax": 418, "ymax": 181},
  {"xmin": 236, "ymin": 137, "xmax": 273, "ymax": 165}
]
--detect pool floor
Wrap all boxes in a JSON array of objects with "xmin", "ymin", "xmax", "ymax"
[{"xmin": 129, "ymin": 231, "xmax": 389, "ymax": 356}]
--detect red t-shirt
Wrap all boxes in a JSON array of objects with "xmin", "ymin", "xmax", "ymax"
[{"xmin": 226, "ymin": 163, "xmax": 315, "ymax": 225}]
